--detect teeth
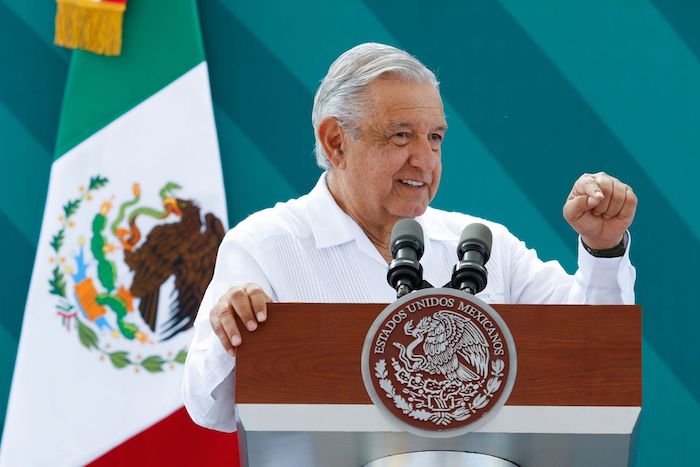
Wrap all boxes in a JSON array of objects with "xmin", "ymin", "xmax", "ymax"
[{"xmin": 401, "ymin": 180, "xmax": 425, "ymax": 187}]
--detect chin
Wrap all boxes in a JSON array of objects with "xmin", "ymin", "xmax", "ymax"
[{"xmin": 395, "ymin": 204, "xmax": 428, "ymax": 219}]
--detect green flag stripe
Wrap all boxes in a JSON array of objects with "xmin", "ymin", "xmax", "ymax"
[{"xmin": 54, "ymin": 0, "xmax": 205, "ymax": 159}]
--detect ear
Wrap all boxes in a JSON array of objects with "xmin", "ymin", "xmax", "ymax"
[{"xmin": 317, "ymin": 117, "xmax": 347, "ymax": 169}]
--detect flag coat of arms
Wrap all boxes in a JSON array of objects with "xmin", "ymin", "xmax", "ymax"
[{"xmin": 0, "ymin": 1, "xmax": 234, "ymax": 465}]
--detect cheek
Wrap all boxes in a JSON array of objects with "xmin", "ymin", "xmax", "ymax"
[
  {"xmin": 430, "ymin": 162, "xmax": 442, "ymax": 190},
  {"xmin": 364, "ymin": 156, "xmax": 400, "ymax": 184},
  {"xmin": 353, "ymin": 147, "xmax": 408, "ymax": 192},
  {"xmin": 349, "ymin": 164, "xmax": 386, "ymax": 202}
]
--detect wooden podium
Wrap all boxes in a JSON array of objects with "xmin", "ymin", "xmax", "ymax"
[{"xmin": 235, "ymin": 303, "xmax": 641, "ymax": 467}]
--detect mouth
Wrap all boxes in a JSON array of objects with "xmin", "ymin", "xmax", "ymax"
[{"xmin": 400, "ymin": 179, "xmax": 426, "ymax": 188}]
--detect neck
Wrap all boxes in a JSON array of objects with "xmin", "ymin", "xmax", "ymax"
[
  {"xmin": 326, "ymin": 172, "xmax": 394, "ymax": 263},
  {"xmin": 358, "ymin": 223, "xmax": 393, "ymax": 263}
]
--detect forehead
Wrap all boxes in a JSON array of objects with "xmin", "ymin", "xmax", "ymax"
[{"xmin": 364, "ymin": 78, "xmax": 446, "ymax": 128}]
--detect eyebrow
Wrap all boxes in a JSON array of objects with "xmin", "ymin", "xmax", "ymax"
[{"xmin": 387, "ymin": 122, "xmax": 448, "ymax": 132}]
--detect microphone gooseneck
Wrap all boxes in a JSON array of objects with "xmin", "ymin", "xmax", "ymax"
[
  {"xmin": 386, "ymin": 219, "xmax": 424, "ymax": 299},
  {"xmin": 451, "ymin": 223, "xmax": 492, "ymax": 295}
]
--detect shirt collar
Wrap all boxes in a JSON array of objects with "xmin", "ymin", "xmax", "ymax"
[
  {"xmin": 417, "ymin": 207, "xmax": 456, "ymax": 243},
  {"xmin": 306, "ymin": 172, "xmax": 358, "ymax": 249},
  {"xmin": 306, "ymin": 172, "xmax": 456, "ymax": 254}
]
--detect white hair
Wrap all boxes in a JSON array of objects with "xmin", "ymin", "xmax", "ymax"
[{"xmin": 311, "ymin": 42, "xmax": 440, "ymax": 170}]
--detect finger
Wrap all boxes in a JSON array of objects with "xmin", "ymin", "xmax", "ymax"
[
  {"xmin": 601, "ymin": 180, "xmax": 628, "ymax": 219},
  {"xmin": 211, "ymin": 301, "xmax": 239, "ymax": 357},
  {"xmin": 219, "ymin": 300, "xmax": 243, "ymax": 347},
  {"xmin": 245, "ymin": 283, "xmax": 271, "ymax": 322},
  {"xmin": 570, "ymin": 174, "xmax": 604, "ymax": 208},
  {"xmin": 617, "ymin": 187, "xmax": 638, "ymax": 221},
  {"xmin": 230, "ymin": 286, "xmax": 258, "ymax": 332},
  {"xmin": 591, "ymin": 174, "xmax": 614, "ymax": 216}
]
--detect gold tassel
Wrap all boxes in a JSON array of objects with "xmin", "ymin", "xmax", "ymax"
[{"xmin": 54, "ymin": 0, "xmax": 126, "ymax": 56}]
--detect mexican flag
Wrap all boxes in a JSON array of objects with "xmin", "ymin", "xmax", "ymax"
[{"xmin": 0, "ymin": 1, "xmax": 237, "ymax": 465}]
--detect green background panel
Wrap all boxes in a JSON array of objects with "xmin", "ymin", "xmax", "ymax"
[{"xmin": 0, "ymin": 1, "xmax": 697, "ymax": 465}]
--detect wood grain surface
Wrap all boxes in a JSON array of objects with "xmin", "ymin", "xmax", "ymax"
[{"xmin": 235, "ymin": 303, "xmax": 641, "ymax": 407}]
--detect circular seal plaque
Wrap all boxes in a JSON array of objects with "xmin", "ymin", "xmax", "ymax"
[{"xmin": 361, "ymin": 288, "xmax": 517, "ymax": 437}]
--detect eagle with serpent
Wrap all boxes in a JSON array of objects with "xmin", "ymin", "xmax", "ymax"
[{"xmin": 48, "ymin": 175, "xmax": 224, "ymax": 372}]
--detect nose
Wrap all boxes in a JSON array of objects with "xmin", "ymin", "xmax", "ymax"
[{"xmin": 409, "ymin": 135, "xmax": 439, "ymax": 172}]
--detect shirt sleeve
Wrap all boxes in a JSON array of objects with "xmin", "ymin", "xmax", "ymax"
[
  {"xmin": 507, "ymin": 230, "xmax": 636, "ymax": 305},
  {"xmin": 571, "ymin": 231, "xmax": 635, "ymax": 304},
  {"xmin": 181, "ymin": 230, "xmax": 276, "ymax": 432}
]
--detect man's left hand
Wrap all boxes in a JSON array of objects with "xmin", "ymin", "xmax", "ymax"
[{"xmin": 563, "ymin": 172, "xmax": 638, "ymax": 250}]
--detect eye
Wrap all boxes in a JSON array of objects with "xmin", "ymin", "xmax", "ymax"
[
  {"xmin": 430, "ymin": 133, "xmax": 443, "ymax": 142},
  {"xmin": 391, "ymin": 131, "xmax": 410, "ymax": 145}
]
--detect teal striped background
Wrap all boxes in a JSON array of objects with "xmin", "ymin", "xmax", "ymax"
[{"xmin": 1, "ymin": 1, "xmax": 698, "ymax": 464}]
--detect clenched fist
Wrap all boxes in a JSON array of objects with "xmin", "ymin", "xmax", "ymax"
[{"xmin": 563, "ymin": 172, "xmax": 638, "ymax": 250}]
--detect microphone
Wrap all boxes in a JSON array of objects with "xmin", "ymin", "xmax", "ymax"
[
  {"xmin": 387, "ymin": 219, "xmax": 424, "ymax": 299},
  {"xmin": 451, "ymin": 223, "xmax": 492, "ymax": 295}
]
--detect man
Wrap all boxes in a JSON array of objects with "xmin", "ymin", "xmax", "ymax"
[{"xmin": 182, "ymin": 43, "xmax": 637, "ymax": 431}]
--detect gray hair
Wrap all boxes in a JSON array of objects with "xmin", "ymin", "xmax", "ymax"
[{"xmin": 312, "ymin": 42, "xmax": 440, "ymax": 170}]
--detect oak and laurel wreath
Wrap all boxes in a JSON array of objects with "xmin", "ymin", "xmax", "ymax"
[
  {"xmin": 48, "ymin": 175, "xmax": 187, "ymax": 372},
  {"xmin": 374, "ymin": 357, "xmax": 504, "ymax": 426}
]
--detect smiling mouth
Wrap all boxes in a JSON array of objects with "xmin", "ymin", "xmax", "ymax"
[{"xmin": 400, "ymin": 179, "xmax": 426, "ymax": 187}]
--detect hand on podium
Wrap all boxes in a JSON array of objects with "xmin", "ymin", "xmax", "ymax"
[{"xmin": 210, "ymin": 282, "xmax": 272, "ymax": 357}]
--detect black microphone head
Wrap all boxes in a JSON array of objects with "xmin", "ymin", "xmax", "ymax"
[
  {"xmin": 391, "ymin": 218, "xmax": 424, "ymax": 259},
  {"xmin": 457, "ymin": 223, "xmax": 493, "ymax": 263},
  {"xmin": 452, "ymin": 223, "xmax": 492, "ymax": 294}
]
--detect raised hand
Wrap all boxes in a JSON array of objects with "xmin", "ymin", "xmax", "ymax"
[{"xmin": 563, "ymin": 172, "xmax": 637, "ymax": 250}]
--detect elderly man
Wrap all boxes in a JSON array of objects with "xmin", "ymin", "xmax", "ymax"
[{"xmin": 182, "ymin": 43, "xmax": 637, "ymax": 431}]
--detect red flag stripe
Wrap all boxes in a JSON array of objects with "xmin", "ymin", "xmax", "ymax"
[{"xmin": 88, "ymin": 407, "xmax": 240, "ymax": 467}]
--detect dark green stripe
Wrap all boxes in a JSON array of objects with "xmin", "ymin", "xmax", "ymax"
[
  {"xmin": 0, "ymin": 118, "xmax": 51, "ymax": 248},
  {"xmin": 652, "ymin": 0, "xmax": 700, "ymax": 62},
  {"xmin": 54, "ymin": 0, "xmax": 205, "ymax": 158},
  {"xmin": 0, "ymin": 334, "xmax": 18, "ymax": 441},
  {"xmin": 366, "ymin": 0, "xmax": 699, "ymax": 401},
  {"xmin": 213, "ymin": 105, "xmax": 300, "ymax": 225},
  {"xmin": 200, "ymin": 0, "xmax": 321, "ymax": 195},
  {"xmin": 0, "ymin": 2, "xmax": 67, "ymax": 154},
  {"xmin": 0, "ymin": 214, "xmax": 25, "ymax": 433},
  {"xmin": 0, "ymin": 211, "xmax": 34, "ymax": 340},
  {"xmin": 3, "ymin": 0, "xmax": 71, "ymax": 63}
]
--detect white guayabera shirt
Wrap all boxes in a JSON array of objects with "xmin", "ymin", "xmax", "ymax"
[{"xmin": 182, "ymin": 173, "xmax": 635, "ymax": 432}]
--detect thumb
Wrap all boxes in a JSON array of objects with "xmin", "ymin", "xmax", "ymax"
[{"xmin": 563, "ymin": 194, "xmax": 600, "ymax": 222}]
